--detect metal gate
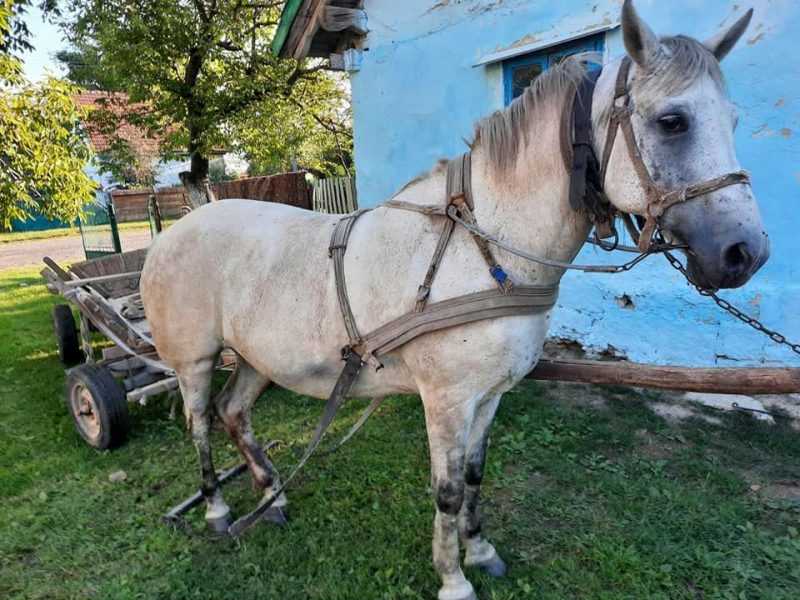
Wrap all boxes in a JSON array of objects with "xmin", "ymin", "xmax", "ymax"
[{"xmin": 78, "ymin": 197, "xmax": 122, "ymax": 260}]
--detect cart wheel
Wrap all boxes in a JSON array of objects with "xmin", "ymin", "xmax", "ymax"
[
  {"xmin": 66, "ymin": 364, "xmax": 129, "ymax": 449},
  {"xmin": 52, "ymin": 304, "xmax": 83, "ymax": 365}
]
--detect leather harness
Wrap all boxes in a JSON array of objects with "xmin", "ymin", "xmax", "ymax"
[{"xmin": 229, "ymin": 57, "xmax": 751, "ymax": 536}]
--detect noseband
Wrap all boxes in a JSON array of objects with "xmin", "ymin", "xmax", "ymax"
[{"xmin": 570, "ymin": 57, "xmax": 751, "ymax": 251}]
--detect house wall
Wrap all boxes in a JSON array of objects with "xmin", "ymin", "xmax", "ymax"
[{"xmin": 349, "ymin": 0, "xmax": 800, "ymax": 367}]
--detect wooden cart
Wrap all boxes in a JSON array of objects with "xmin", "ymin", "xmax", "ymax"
[{"xmin": 41, "ymin": 249, "xmax": 182, "ymax": 449}]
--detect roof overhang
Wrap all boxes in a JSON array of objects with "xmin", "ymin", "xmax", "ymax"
[
  {"xmin": 272, "ymin": 0, "xmax": 366, "ymax": 61},
  {"xmin": 473, "ymin": 22, "xmax": 619, "ymax": 67}
]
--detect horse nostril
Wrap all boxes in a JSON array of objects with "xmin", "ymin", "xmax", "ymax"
[{"xmin": 723, "ymin": 242, "xmax": 752, "ymax": 274}]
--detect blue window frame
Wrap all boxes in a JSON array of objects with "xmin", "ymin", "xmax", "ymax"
[{"xmin": 503, "ymin": 33, "xmax": 605, "ymax": 105}]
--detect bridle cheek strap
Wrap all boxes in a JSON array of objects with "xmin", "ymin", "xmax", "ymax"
[{"xmin": 599, "ymin": 57, "xmax": 752, "ymax": 251}]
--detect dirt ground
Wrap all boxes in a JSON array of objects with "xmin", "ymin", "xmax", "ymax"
[{"xmin": 0, "ymin": 230, "xmax": 152, "ymax": 270}]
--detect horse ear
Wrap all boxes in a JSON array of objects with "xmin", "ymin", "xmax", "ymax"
[
  {"xmin": 621, "ymin": 0, "xmax": 660, "ymax": 68},
  {"xmin": 704, "ymin": 8, "xmax": 754, "ymax": 61}
]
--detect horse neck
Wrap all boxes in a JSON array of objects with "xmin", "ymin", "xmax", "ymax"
[{"xmin": 469, "ymin": 103, "xmax": 592, "ymax": 286}]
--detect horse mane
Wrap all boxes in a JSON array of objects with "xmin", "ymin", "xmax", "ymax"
[
  {"xmin": 473, "ymin": 53, "xmax": 592, "ymax": 171},
  {"xmin": 473, "ymin": 35, "xmax": 725, "ymax": 172}
]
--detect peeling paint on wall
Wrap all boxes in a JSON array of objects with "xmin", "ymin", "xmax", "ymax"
[{"xmin": 747, "ymin": 31, "xmax": 765, "ymax": 45}]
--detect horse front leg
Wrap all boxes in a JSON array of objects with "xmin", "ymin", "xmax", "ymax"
[
  {"xmin": 422, "ymin": 387, "xmax": 477, "ymax": 600},
  {"xmin": 459, "ymin": 393, "xmax": 507, "ymax": 577}
]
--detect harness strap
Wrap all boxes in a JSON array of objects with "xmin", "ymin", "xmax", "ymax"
[
  {"xmin": 636, "ymin": 170, "xmax": 751, "ymax": 248},
  {"xmin": 228, "ymin": 349, "xmax": 365, "ymax": 537},
  {"xmin": 361, "ymin": 284, "xmax": 557, "ymax": 359},
  {"xmin": 599, "ymin": 57, "xmax": 633, "ymax": 185},
  {"xmin": 415, "ymin": 218, "xmax": 455, "ymax": 311},
  {"xmin": 447, "ymin": 154, "xmax": 513, "ymax": 292},
  {"xmin": 329, "ymin": 209, "xmax": 371, "ymax": 347},
  {"xmin": 446, "ymin": 152, "xmax": 473, "ymax": 209}
]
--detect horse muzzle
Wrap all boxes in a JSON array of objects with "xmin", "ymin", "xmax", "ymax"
[{"xmin": 685, "ymin": 228, "xmax": 770, "ymax": 290}]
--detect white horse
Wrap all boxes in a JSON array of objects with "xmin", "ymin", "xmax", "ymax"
[{"xmin": 141, "ymin": 2, "xmax": 768, "ymax": 599}]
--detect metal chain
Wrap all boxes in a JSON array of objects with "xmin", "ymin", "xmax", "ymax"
[{"xmin": 663, "ymin": 250, "xmax": 800, "ymax": 356}]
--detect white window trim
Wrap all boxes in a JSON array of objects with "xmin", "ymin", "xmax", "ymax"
[{"xmin": 473, "ymin": 22, "xmax": 620, "ymax": 67}]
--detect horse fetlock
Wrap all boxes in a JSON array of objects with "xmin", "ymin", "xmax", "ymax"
[
  {"xmin": 437, "ymin": 576, "xmax": 477, "ymax": 600},
  {"xmin": 204, "ymin": 490, "xmax": 232, "ymax": 533},
  {"xmin": 465, "ymin": 542, "xmax": 507, "ymax": 578},
  {"xmin": 249, "ymin": 465, "xmax": 275, "ymax": 491}
]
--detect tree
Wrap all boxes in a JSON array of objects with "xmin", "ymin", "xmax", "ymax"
[
  {"xmin": 0, "ymin": 1, "xmax": 95, "ymax": 229},
  {"xmin": 234, "ymin": 72, "xmax": 353, "ymax": 177},
  {"xmin": 62, "ymin": 0, "xmax": 350, "ymax": 207},
  {"xmin": 55, "ymin": 43, "xmax": 123, "ymax": 91}
]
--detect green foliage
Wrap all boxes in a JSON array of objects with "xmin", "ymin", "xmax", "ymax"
[
  {"xmin": 237, "ymin": 71, "xmax": 353, "ymax": 177},
  {"xmin": 54, "ymin": 42, "xmax": 123, "ymax": 91},
  {"xmin": 0, "ymin": 1, "xmax": 95, "ymax": 229},
  {"xmin": 62, "ymin": 0, "xmax": 352, "ymax": 182}
]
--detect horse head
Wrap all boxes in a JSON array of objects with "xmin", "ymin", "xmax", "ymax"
[{"xmin": 600, "ymin": 0, "xmax": 769, "ymax": 290}]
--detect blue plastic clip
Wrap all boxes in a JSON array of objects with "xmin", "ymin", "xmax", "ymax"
[{"xmin": 490, "ymin": 266, "xmax": 508, "ymax": 285}]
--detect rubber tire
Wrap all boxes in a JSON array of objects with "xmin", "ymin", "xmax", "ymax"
[
  {"xmin": 65, "ymin": 364, "xmax": 130, "ymax": 449},
  {"xmin": 52, "ymin": 304, "xmax": 83, "ymax": 365}
]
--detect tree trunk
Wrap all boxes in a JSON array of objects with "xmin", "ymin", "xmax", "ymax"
[{"xmin": 179, "ymin": 150, "xmax": 212, "ymax": 209}]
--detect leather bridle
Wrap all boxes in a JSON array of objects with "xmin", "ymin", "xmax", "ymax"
[{"xmin": 572, "ymin": 57, "xmax": 751, "ymax": 252}]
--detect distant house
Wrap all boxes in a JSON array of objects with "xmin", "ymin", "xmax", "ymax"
[
  {"xmin": 74, "ymin": 91, "xmax": 247, "ymax": 192},
  {"xmin": 273, "ymin": 1, "xmax": 800, "ymax": 368}
]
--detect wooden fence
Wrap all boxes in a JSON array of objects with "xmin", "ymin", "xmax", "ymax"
[
  {"xmin": 312, "ymin": 176, "xmax": 357, "ymax": 214},
  {"xmin": 110, "ymin": 172, "xmax": 313, "ymax": 223}
]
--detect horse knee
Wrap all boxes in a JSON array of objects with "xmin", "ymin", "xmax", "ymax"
[{"xmin": 435, "ymin": 479, "xmax": 465, "ymax": 515}]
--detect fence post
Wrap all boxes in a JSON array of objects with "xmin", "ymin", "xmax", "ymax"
[{"xmin": 108, "ymin": 201, "xmax": 122, "ymax": 254}]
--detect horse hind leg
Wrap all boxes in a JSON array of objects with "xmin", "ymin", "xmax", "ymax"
[
  {"xmin": 214, "ymin": 358, "xmax": 288, "ymax": 524},
  {"xmin": 176, "ymin": 358, "xmax": 232, "ymax": 533}
]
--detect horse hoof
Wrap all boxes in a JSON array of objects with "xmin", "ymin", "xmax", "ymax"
[
  {"xmin": 260, "ymin": 506, "xmax": 288, "ymax": 527},
  {"xmin": 438, "ymin": 581, "xmax": 477, "ymax": 600},
  {"xmin": 476, "ymin": 553, "xmax": 507, "ymax": 578},
  {"xmin": 206, "ymin": 511, "xmax": 233, "ymax": 535}
]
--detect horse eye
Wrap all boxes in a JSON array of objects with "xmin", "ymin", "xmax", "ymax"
[{"xmin": 658, "ymin": 114, "xmax": 689, "ymax": 134}]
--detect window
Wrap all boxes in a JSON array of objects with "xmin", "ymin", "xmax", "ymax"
[{"xmin": 502, "ymin": 33, "xmax": 605, "ymax": 105}]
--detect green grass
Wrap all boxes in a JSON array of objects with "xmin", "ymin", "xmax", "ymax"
[
  {"xmin": 0, "ymin": 222, "xmax": 152, "ymax": 244},
  {"xmin": 1, "ymin": 265, "xmax": 799, "ymax": 599}
]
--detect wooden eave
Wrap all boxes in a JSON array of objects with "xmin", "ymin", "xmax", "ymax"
[{"xmin": 272, "ymin": 0, "xmax": 365, "ymax": 60}]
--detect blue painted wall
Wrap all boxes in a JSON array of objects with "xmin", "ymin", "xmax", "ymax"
[{"xmin": 350, "ymin": 0, "xmax": 800, "ymax": 367}]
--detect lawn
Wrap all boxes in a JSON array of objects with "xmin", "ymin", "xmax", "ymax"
[{"xmin": 1, "ymin": 265, "xmax": 799, "ymax": 600}]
